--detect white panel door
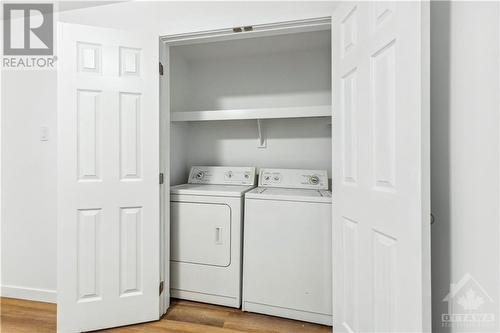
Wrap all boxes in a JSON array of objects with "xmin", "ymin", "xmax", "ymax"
[
  {"xmin": 57, "ymin": 23, "xmax": 160, "ymax": 332},
  {"xmin": 332, "ymin": 2, "xmax": 430, "ymax": 332}
]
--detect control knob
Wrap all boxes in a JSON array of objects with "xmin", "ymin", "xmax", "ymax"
[{"xmin": 309, "ymin": 175, "xmax": 320, "ymax": 185}]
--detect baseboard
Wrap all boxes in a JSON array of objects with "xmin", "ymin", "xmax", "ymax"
[
  {"xmin": 1, "ymin": 285, "xmax": 56, "ymax": 303},
  {"xmin": 242, "ymin": 301, "xmax": 333, "ymax": 326},
  {"xmin": 171, "ymin": 288, "xmax": 240, "ymax": 308}
]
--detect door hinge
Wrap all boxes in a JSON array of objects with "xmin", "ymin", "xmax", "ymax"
[
  {"xmin": 159, "ymin": 62, "xmax": 164, "ymax": 76},
  {"xmin": 159, "ymin": 281, "xmax": 164, "ymax": 295},
  {"xmin": 233, "ymin": 26, "xmax": 253, "ymax": 33},
  {"xmin": 159, "ymin": 173, "xmax": 164, "ymax": 185}
]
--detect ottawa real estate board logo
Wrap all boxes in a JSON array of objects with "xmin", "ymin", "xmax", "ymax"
[
  {"xmin": 442, "ymin": 273, "xmax": 496, "ymax": 329},
  {"xmin": 3, "ymin": 3, "xmax": 56, "ymax": 68}
]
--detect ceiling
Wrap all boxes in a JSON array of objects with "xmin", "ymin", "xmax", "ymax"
[
  {"xmin": 56, "ymin": 1, "xmax": 127, "ymax": 13},
  {"xmin": 57, "ymin": 1, "xmax": 338, "ymax": 35}
]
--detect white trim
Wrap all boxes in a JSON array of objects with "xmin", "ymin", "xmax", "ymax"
[
  {"xmin": 159, "ymin": 38, "xmax": 171, "ymax": 317},
  {"xmin": 497, "ymin": 0, "xmax": 500, "ymax": 327},
  {"xmin": 160, "ymin": 17, "xmax": 331, "ymax": 46},
  {"xmin": 420, "ymin": 2, "xmax": 432, "ymax": 331},
  {"xmin": 1, "ymin": 285, "xmax": 56, "ymax": 303},
  {"xmin": 0, "ymin": 23, "xmax": 3, "ymax": 293},
  {"xmin": 243, "ymin": 301, "xmax": 332, "ymax": 326},
  {"xmin": 171, "ymin": 289, "xmax": 239, "ymax": 308},
  {"xmin": 171, "ymin": 105, "xmax": 332, "ymax": 122}
]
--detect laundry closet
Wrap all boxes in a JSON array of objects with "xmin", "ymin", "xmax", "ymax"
[
  {"xmin": 163, "ymin": 17, "xmax": 334, "ymax": 325},
  {"xmin": 166, "ymin": 20, "xmax": 333, "ymax": 185},
  {"xmin": 57, "ymin": 3, "xmax": 431, "ymax": 332}
]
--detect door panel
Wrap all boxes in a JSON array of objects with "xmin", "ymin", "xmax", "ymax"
[
  {"xmin": 57, "ymin": 23, "xmax": 159, "ymax": 332},
  {"xmin": 171, "ymin": 202, "xmax": 231, "ymax": 267},
  {"xmin": 332, "ymin": 2, "xmax": 430, "ymax": 332},
  {"xmin": 243, "ymin": 199, "xmax": 332, "ymax": 324}
]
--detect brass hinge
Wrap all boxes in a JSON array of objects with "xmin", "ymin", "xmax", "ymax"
[
  {"xmin": 159, "ymin": 281, "xmax": 164, "ymax": 295},
  {"xmin": 159, "ymin": 173, "xmax": 164, "ymax": 185},
  {"xmin": 159, "ymin": 62, "xmax": 164, "ymax": 76}
]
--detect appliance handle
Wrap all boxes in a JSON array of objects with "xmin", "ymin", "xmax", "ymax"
[{"xmin": 215, "ymin": 227, "xmax": 223, "ymax": 244}]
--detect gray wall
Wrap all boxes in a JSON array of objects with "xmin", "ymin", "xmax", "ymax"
[{"xmin": 431, "ymin": 2, "xmax": 500, "ymax": 332}]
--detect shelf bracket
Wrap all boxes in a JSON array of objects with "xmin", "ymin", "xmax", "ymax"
[{"xmin": 256, "ymin": 119, "xmax": 266, "ymax": 148}]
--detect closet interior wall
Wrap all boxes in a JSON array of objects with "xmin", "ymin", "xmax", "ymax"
[{"xmin": 167, "ymin": 28, "xmax": 333, "ymax": 185}]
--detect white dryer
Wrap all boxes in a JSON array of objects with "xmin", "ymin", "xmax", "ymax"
[
  {"xmin": 170, "ymin": 166, "xmax": 256, "ymax": 308},
  {"xmin": 242, "ymin": 168, "xmax": 332, "ymax": 325}
]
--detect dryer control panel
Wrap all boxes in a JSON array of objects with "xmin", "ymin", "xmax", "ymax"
[
  {"xmin": 188, "ymin": 166, "xmax": 256, "ymax": 185},
  {"xmin": 259, "ymin": 168, "xmax": 328, "ymax": 190}
]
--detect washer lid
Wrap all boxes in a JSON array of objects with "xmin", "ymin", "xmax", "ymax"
[
  {"xmin": 171, "ymin": 183, "xmax": 256, "ymax": 197},
  {"xmin": 245, "ymin": 187, "xmax": 332, "ymax": 203}
]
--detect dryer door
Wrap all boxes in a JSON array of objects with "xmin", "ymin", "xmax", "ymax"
[{"xmin": 171, "ymin": 202, "xmax": 231, "ymax": 267}]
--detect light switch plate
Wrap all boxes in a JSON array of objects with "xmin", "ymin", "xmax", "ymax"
[{"xmin": 40, "ymin": 126, "xmax": 49, "ymax": 141}]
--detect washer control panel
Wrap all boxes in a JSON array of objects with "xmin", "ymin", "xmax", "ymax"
[
  {"xmin": 259, "ymin": 168, "xmax": 328, "ymax": 189},
  {"xmin": 188, "ymin": 166, "xmax": 256, "ymax": 185}
]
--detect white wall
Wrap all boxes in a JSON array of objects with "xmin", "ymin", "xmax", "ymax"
[
  {"xmin": 431, "ymin": 2, "xmax": 500, "ymax": 332},
  {"xmin": 168, "ymin": 26, "xmax": 332, "ymax": 185},
  {"xmin": 170, "ymin": 30, "xmax": 331, "ymax": 112},
  {"xmin": 1, "ymin": 1, "xmax": 338, "ymax": 303},
  {"xmin": 171, "ymin": 118, "xmax": 332, "ymax": 185},
  {"xmin": 1, "ymin": 70, "xmax": 58, "ymax": 302}
]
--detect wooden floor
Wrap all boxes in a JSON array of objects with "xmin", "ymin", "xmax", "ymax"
[{"xmin": 0, "ymin": 297, "xmax": 331, "ymax": 333}]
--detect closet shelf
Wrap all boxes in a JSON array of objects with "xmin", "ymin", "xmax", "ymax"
[{"xmin": 171, "ymin": 105, "xmax": 332, "ymax": 122}]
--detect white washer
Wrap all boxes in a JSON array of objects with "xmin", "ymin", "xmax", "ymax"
[
  {"xmin": 170, "ymin": 166, "xmax": 256, "ymax": 308},
  {"xmin": 242, "ymin": 168, "xmax": 332, "ymax": 325}
]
